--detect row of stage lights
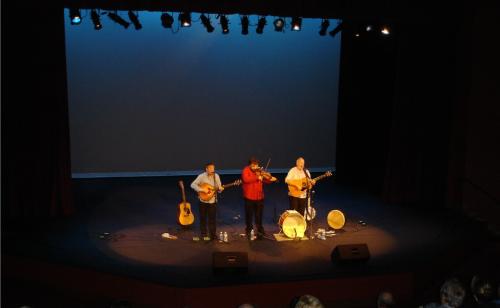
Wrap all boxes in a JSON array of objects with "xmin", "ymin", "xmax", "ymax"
[{"xmin": 69, "ymin": 8, "xmax": 391, "ymax": 37}]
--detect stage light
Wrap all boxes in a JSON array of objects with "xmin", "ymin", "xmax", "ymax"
[
  {"xmin": 108, "ymin": 12, "xmax": 130, "ymax": 29},
  {"xmin": 179, "ymin": 12, "xmax": 191, "ymax": 27},
  {"xmin": 256, "ymin": 17, "xmax": 266, "ymax": 34},
  {"xmin": 273, "ymin": 18, "xmax": 284, "ymax": 32},
  {"xmin": 319, "ymin": 19, "xmax": 330, "ymax": 36},
  {"xmin": 128, "ymin": 11, "xmax": 142, "ymax": 30},
  {"xmin": 160, "ymin": 13, "xmax": 174, "ymax": 29},
  {"xmin": 220, "ymin": 15, "xmax": 229, "ymax": 34},
  {"xmin": 241, "ymin": 15, "xmax": 249, "ymax": 35},
  {"xmin": 69, "ymin": 8, "xmax": 81, "ymax": 25},
  {"xmin": 329, "ymin": 21, "xmax": 343, "ymax": 37},
  {"xmin": 366, "ymin": 25, "xmax": 373, "ymax": 32},
  {"xmin": 381, "ymin": 26, "xmax": 391, "ymax": 35},
  {"xmin": 291, "ymin": 17, "xmax": 302, "ymax": 31},
  {"xmin": 200, "ymin": 14, "xmax": 214, "ymax": 33},
  {"xmin": 90, "ymin": 9, "xmax": 102, "ymax": 30}
]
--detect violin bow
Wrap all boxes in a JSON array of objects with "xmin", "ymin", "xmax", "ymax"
[{"xmin": 264, "ymin": 158, "xmax": 271, "ymax": 171}]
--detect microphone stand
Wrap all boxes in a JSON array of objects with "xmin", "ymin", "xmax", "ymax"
[
  {"xmin": 304, "ymin": 170, "xmax": 314, "ymax": 240},
  {"xmin": 306, "ymin": 186, "xmax": 314, "ymax": 240},
  {"xmin": 212, "ymin": 173, "xmax": 221, "ymax": 226}
]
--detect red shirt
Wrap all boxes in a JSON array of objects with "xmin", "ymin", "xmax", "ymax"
[{"xmin": 241, "ymin": 166, "xmax": 272, "ymax": 201}]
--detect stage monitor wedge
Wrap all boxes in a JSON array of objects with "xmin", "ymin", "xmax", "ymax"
[
  {"xmin": 331, "ymin": 244, "xmax": 370, "ymax": 264},
  {"xmin": 213, "ymin": 251, "xmax": 248, "ymax": 275}
]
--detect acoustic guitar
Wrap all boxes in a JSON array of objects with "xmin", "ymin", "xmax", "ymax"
[
  {"xmin": 198, "ymin": 179, "xmax": 242, "ymax": 202},
  {"xmin": 287, "ymin": 171, "xmax": 333, "ymax": 198},
  {"xmin": 178, "ymin": 180, "xmax": 194, "ymax": 226}
]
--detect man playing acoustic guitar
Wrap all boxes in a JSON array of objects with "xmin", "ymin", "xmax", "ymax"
[
  {"xmin": 191, "ymin": 162, "xmax": 224, "ymax": 241},
  {"xmin": 285, "ymin": 157, "xmax": 316, "ymax": 216}
]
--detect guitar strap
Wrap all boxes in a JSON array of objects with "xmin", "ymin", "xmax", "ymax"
[
  {"xmin": 213, "ymin": 173, "xmax": 218, "ymax": 203},
  {"xmin": 303, "ymin": 169, "xmax": 312, "ymax": 198},
  {"xmin": 303, "ymin": 169, "xmax": 311, "ymax": 180}
]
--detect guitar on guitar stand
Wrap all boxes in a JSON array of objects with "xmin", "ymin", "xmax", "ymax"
[{"xmin": 177, "ymin": 180, "xmax": 194, "ymax": 226}]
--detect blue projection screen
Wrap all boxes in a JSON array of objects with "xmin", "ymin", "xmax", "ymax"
[{"xmin": 65, "ymin": 11, "xmax": 341, "ymax": 176}]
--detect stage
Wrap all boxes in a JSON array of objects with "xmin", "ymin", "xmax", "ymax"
[{"xmin": 3, "ymin": 174, "xmax": 489, "ymax": 307}]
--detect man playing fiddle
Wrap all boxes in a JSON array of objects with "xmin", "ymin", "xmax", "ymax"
[{"xmin": 241, "ymin": 157, "xmax": 277, "ymax": 240}]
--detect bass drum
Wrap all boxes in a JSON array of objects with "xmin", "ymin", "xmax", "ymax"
[{"xmin": 279, "ymin": 210, "xmax": 307, "ymax": 238}]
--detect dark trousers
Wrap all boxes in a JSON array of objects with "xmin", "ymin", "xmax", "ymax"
[
  {"xmin": 199, "ymin": 201, "xmax": 216, "ymax": 238},
  {"xmin": 289, "ymin": 196, "xmax": 307, "ymax": 217},
  {"xmin": 244, "ymin": 198, "xmax": 264, "ymax": 235}
]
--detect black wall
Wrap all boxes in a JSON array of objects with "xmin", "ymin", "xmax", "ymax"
[{"xmin": 447, "ymin": 0, "xmax": 500, "ymax": 225}]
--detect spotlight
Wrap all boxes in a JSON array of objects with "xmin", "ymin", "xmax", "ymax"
[
  {"xmin": 128, "ymin": 11, "xmax": 142, "ymax": 30},
  {"xmin": 200, "ymin": 14, "xmax": 214, "ymax": 33},
  {"xmin": 273, "ymin": 18, "xmax": 284, "ymax": 32},
  {"xmin": 381, "ymin": 25, "xmax": 391, "ymax": 35},
  {"xmin": 108, "ymin": 12, "xmax": 130, "ymax": 29},
  {"xmin": 256, "ymin": 17, "xmax": 266, "ymax": 34},
  {"xmin": 160, "ymin": 13, "xmax": 174, "ymax": 29},
  {"xmin": 90, "ymin": 9, "xmax": 102, "ymax": 30},
  {"xmin": 179, "ymin": 12, "xmax": 191, "ymax": 27},
  {"xmin": 329, "ymin": 21, "xmax": 343, "ymax": 37},
  {"xmin": 291, "ymin": 17, "xmax": 302, "ymax": 31},
  {"xmin": 220, "ymin": 15, "xmax": 229, "ymax": 34},
  {"xmin": 69, "ymin": 8, "xmax": 81, "ymax": 25},
  {"xmin": 366, "ymin": 25, "xmax": 373, "ymax": 32},
  {"xmin": 241, "ymin": 15, "xmax": 249, "ymax": 35},
  {"xmin": 319, "ymin": 19, "xmax": 330, "ymax": 36}
]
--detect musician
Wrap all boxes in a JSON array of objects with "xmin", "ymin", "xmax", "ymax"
[
  {"xmin": 241, "ymin": 157, "xmax": 277, "ymax": 239},
  {"xmin": 285, "ymin": 157, "xmax": 316, "ymax": 216},
  {"xmin": 191, "ymin": 162, "xmax": 224, "ymax": 241}
]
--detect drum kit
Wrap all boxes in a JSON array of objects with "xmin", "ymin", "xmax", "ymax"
[{"xmin": 278, "ymin": 209, "xmax": 345, "ymax": 239}]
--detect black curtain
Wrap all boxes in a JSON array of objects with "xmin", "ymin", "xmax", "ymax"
[
  {"xmin": 382, "ymin": 19, "xmax": 458, "ymax": 208},
  {"xmin": 335, "ymin": 19, "xmax": 398, "ymax": 195},
  {"xmin": 2, "ymin": 1, "xmax": 74, "ymax": 221},
  {"xmin": 336, "ymin": 14, "xmax": 464, "ymax": 209}
]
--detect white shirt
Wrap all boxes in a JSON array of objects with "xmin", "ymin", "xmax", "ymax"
[{"xmin": 285, "ymin": 167, "xmax": 311, "ymax": 199}]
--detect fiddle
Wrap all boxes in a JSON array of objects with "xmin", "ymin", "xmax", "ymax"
[{"xmin": 254, "ymin": 167, "xmax": 278, "ymax": 182}]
